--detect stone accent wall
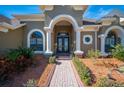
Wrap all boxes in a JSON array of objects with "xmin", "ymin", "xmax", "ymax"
[{"xmin": 80, "ymin": 31, "xmax": 95, "ymax": 56}]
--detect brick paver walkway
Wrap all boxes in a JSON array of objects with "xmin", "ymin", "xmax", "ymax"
[{"xmin": 49, "ymin": 59, "xmax": 79, "ymax": 87}]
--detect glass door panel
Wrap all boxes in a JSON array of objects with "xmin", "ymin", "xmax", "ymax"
[
  {"xmin": 57, "ymin": 37, "xmax": 63, "ymax": 52},
  {"xmin": 63, "ymin": 37, "xmax": 69, "ymax": 52}
]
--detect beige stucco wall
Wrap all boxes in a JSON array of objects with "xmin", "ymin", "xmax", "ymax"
[{"xmin": 0, "ymin": 27, "xmax": 24, "ymax": 55}]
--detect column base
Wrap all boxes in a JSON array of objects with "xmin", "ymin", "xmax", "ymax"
[
  {"xmin": 45, "ymin": 51, "xmax": 53, "ymax": 56},
  {"xmin": 100, "ymin": 52, "xmax": 109, "ymax": 57},
  {"xmin": 74, "ymin": 50, "xmax": 84, "ymax": 58}
]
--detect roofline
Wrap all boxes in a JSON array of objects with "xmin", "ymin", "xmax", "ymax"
[
  {"xmin": 83, "ymin": 18, "xmax": 97, "ymax": 22},
  {"xmin": 13, "ymin": 14, "xmax": 45, "ymax": 21},
  {"xmin": 0, "ymin": 22, "xmax": 26, "ymax": 30},
  {"xmin": 13, "ymin": 14, "xmax": 44, "ymax": 17},
  {"xmin": 97, "ymin": 17, "xmax": 117, "ymax": 23}
]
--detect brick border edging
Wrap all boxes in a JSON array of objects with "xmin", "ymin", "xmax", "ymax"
[
  {"xmin": 47, "ymin": 64, "xmax": 56, "ymax": 87},
  {"xmin": 37, "ymin": 64, "xmax": 56, "ymax": 87},
  {"xmin": 70, "ymin": 61, "xmax": 84, "ymax": 87}
]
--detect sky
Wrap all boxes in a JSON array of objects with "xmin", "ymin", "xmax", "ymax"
[
  {"xmin": 83, "ymin": 5, "xmax": 124, "ymax": 19},
  {"xmin": 0, "ymin": 5, "xmax": 124, "ymax": 20}
]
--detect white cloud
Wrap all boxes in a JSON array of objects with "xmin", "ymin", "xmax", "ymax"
[{"xmin": 83, "ymin": 7, "xmax": 112, "ymax": 20}]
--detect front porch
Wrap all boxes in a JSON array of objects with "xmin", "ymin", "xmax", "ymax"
[{"xmin": 44, "ymin": 14, "xmax": 84, "ymax": 56}]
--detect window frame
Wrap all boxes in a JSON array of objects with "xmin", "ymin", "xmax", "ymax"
[
  {"xmin": 83, "ymin": 35, "xmax": 93, "ymax": 45},
  {"xmin": 27, "ymin": 29, "xmax": 45, "ymax": 54}
]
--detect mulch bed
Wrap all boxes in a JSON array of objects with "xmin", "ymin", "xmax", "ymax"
[
  {"xmin": 80, "ymin": 58, "xmax": 124, "ymax": 84},
  {"xmin": 1, "ymin": 55, "xmax": 52, "ymax": 87},
  {"xmin": 37, "ymin": 63, "xmax": 56, "ymax": 87},
  {"xmin": 111, "ymin": 70, "xmax": 124, "ymax": 83}
]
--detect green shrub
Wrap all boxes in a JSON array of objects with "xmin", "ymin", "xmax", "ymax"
[
  {"xmin": 17, "ymin": 47, "xmax": 34, "ymax": 58},
  {"xmin": 72, "ymin": 56, "xmax": 93, "ymax": 86},
  {"xmin": 6, "ymin": 47, "xmax": 34, "ymax": 72},
  {"xmin": 87, "ymin": 50, "xmax": 101, "ymax": 63},
  {"xmin": 0, "ymin": 47, "xmax": 34, "ymax": 84},
  {"xmin": 94, "ymin": 77, "xmax": 109, "ymax": 87},
  {"xmin": 118, "ymin": 66, "xmax": 124, "ymax": 73},
  {"xmin": 87, "ymin": 49, "xmax": 101, "ymax": 59},
  {"xmin": 7, "ymin": 47, "xmax": 34, "ymax": 62},
  {"xmin": 94, "ymin": 77, "xmax": 124, "ymax": 87},
  {"xmin": 112, "ymin": 44, "xmax": 124, "ymax": 61},
  {"xmin": 49, "ymin": 56, "xmax": 56, "ymax": 64},
  {"xmin": 23, "ymin": 79, "xmax": 37, "ymax": 87},
  {"xmin": 7, "ymin": 49, "xmax": 20, "ymax": 62}
]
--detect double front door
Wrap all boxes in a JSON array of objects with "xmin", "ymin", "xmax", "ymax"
[{"xmin": 57, "ymin": 36, "xmax": 69, "ymax": 53}]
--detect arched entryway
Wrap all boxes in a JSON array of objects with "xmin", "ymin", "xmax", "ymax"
[
  {"xmin": 105, "ymin": 31, "xmax": 120, "ymax": 53},
  {"xmin": 44, "ymin": 14, "xmax": 83, "ymax": 55},
  {"xmin": 52, "ymin": 20, "xmax": 75, "ymax": 54},
  {"xmin": 100, "ymin": 26, "xmax": 124, "ymax": 55}
]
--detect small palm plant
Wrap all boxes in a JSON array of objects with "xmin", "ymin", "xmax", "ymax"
[{"xmin": 87, "ymin": 49, "xmax": 101, "ymax": 63}]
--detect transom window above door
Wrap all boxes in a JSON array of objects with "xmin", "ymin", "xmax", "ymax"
[{"xmin": 57, "ymin": 32, "xmax": 69, "ymax": 37}]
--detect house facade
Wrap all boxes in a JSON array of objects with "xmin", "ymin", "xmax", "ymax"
[{"xmin": 0, "ymin": 5, "xmax": 124, "ymax": 56}]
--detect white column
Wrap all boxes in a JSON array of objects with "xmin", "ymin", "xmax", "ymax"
[
  {"xmin": 74, "ymin": 31, "xmax": 84, "ymax": 54},
  {"xmin": 100, "ymin": 34, "xmax": 106, "ymax": 55},
  {"xmin": 45, "ymin": 30, "xmax": 53, "ymax": 54},
  {"xmin": 76, "ymin": 31, "xmax": 80, "ymax": 51}
]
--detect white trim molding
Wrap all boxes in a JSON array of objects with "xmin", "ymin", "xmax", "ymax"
[
  {"xmin": 27, "ymin": 29, "xmax": 45, "ymax": 54},
  {"xmin": 104, "ymin": 26, "xmax": 124, "ymax": 37},
  {"xmin": 44, "ymin": 14, "xmax": 83, "ymax": 31},
  {"xmin": 104, "ymin": 25, "xmax": 124, "ymax": 47},
  {"xmin": 83, "ymin": 35, "xmax": 93, "ymax": 45}
]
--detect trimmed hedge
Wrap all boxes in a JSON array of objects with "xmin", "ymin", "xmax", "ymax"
[{"xmin": 72, "ymin": 56, "xmax": 93, "ymax": 86}]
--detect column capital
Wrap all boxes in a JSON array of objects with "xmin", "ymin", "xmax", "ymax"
[
  {"xmin": 44, "ymin": 27, "xmax": 52, "ymax": 32},
  {"xmin": 98, "ymin": 34, "xmax": 105, "ymax": 38}
]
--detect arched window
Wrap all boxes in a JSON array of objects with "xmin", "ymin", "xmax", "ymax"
[
  {"xmin": 105, "ymin": 31, "xmax": 117, "ymax": 53},
  {"xmin": 27, "ymin": 29, "xmax": 45, "ymax": 53}
]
